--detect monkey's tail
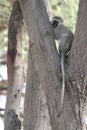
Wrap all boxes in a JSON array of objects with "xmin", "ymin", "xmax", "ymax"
[{"xmin": 57, "ymin": 52, "xmax": 65, "ymax": 118}]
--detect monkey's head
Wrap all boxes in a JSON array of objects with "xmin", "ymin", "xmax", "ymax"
[{"xmin": 52, "ymin": 16, "xmax": 63, "ymax": 28}]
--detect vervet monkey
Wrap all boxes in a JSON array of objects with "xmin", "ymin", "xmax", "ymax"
[{"xmin": 52, "ymin": 16, "xmax": 74, "ymax": 117}]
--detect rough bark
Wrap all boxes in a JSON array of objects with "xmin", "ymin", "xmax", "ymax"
[
  {"xmin": 24, "ymin": 1, "xmax": 53, "ymax": 130},
  {"xmin": 24, "ymin": 51, "xmax": 50, "ymax": 130},
  {"xmin": 67, "ymin": 0, "xmax": 87, "ymax": 129},
  {"xmin": 4, "ymin": 1, "xmax": 23, "ymax": 130},
  {"xmin": 19, "ymin": 0, "xmax": 61, "ymax": 129}
]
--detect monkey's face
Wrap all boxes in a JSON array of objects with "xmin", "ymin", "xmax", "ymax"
[{"xmin": 52, "ymin": 16, "xmax": 63, "ymax": 28}]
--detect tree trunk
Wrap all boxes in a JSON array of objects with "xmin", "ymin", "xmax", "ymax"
[
  {"xmin": 24, "ymin": 51, "xmax": 50, "ymax": 130},
  {"xmin": 23, "ymin": 1, "xmax": 53, "ymax": 129},
  {"xmin": 19, "ymin": 0, "xmax": 61, "ymax": 130},
  {"xmin": 67, "ymin": 0, "xmax": 87, "ymax": 129},
  {"xmin": 4, "ymin": 1, "xmax": 23, "ymax": 130},
  {"xmin": 19, "ymin": 0, "xmax": 87, "ymax": 130},
  {"xmin": 23, "ymin": 0, "xmax": 53, "ymax": 129}
]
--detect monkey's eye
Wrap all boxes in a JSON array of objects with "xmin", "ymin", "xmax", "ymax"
[{"xmin": 52, "ymin": 20, "xmax": 59, "ymax": 28}]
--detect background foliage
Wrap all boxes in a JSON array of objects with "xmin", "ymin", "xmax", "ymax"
[
  {"xmin": 50, "ymin": 0, "xmax": 79, "ymax": 31},
  {"xmin": 0, "ymin": 0, "xmax": 11, "ymax": 51}
]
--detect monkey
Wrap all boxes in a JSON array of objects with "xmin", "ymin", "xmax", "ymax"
[{"xmin": 51, "ymin": 16, "xmax": 74, "ymax": 117}]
